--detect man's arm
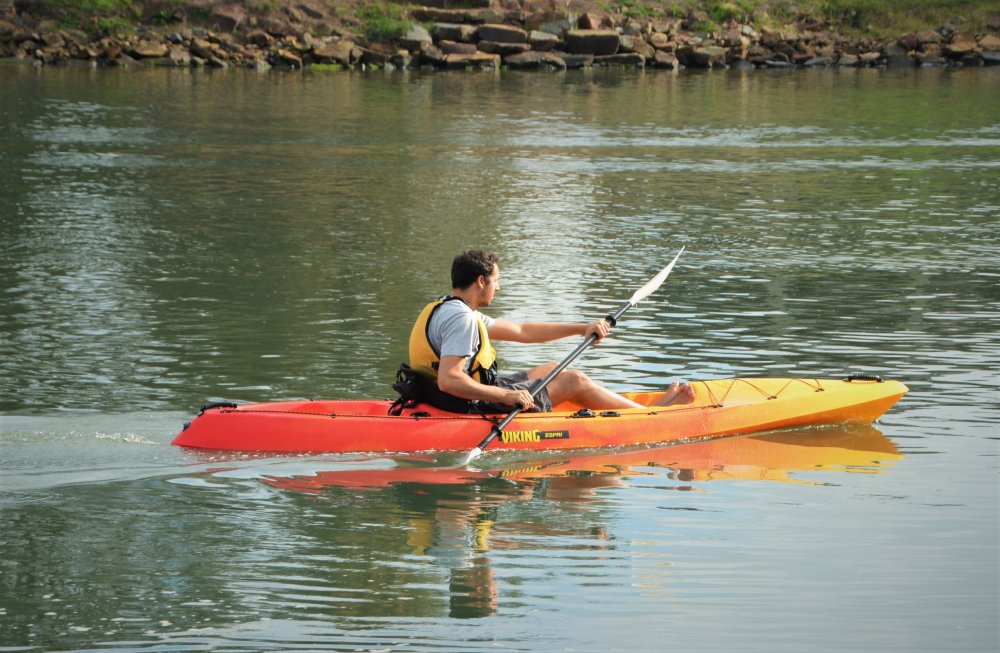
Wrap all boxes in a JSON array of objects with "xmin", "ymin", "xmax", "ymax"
[
  {"xmin": 437, "ymin": 355, "xmax": 535, "ymax": 410},
  {"xmin": 489, "ymin": 319, "xmax": 610, "ymax": 344}
]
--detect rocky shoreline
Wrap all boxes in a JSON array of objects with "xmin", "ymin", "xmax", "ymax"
[{"xmin": 2, "ymin": 1, "xmax": 999, "ymax": 72}]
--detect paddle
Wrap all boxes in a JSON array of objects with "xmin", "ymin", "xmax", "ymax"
[{"xmin": 462, "ymin": 247, "xmax": 686, "ymax": 465}]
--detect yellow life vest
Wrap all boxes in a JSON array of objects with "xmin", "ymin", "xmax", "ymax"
[{"xmin": 408, "ymin": 297, "xmax": 498, "ymax": 385}]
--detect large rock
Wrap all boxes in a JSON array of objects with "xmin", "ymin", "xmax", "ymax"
[
  {"xmin": 883, "ymin": 43, "xmax": 913, "ymax": 66},
  {"xmin": 723, "ymin": 27, "xmax": 743, "ymax": 48},
  {"xmin": 247, "ymin": 30, "xmax": 274, "ymax": 48},
  {"xmin": 578, "ymin": 12, "xmax": 609, "ymax": 30},
  {"xmin": 944, "ymin": 33, "xmax": 977, "ymax": 58},
  {"xmin": 621, "ymin": 35, "xmax": 655, "ymax": 59},
  {"xmin": 129, "ymin": 40, "xmax": 169, "ymax": 58},
  {"xmin": 837, "ymin": 53, "xmax": 860, "ymax": 66},
  {"xmin": 897, "ymin": 33, "xmax": 920, "ymax": 51},
  {"xmin": 759, "ymin": 26, "xmax": 789, "ymax": 49},
  {"xmin": 915, "ymin": 51, "xmax": 945, "ymax": 66},
  {"xmin": 189, "ymin": 38, "xmax": 222, "ymax": 60},
  {"xmin": 418, "ymin": 41, "xmax": 446, "ymax": 66},
  {"xmin": 529, "ymin": 30, "xmax": 560, "ymax": 51},
  {"xmin": 313, "ymin": 39, "xmax": 358, "ymax": 64},
  {"xmin": 168, "ymin": 46, "xmax": 191, "ymax": 65},
  {"xmin": 555, "ymin": 52, "xmax": 594, "ymax": 69},
  {"xmin": 360, "ymin": 48, "xmax": 391, "ymax": 66},
  {"xmin": 653, "ymin": 50, "xmax": 679, "ymax": 69},
  {"xmin": 978, "ymin": 34, "xmax": 1000, "ymax": 51},
  {"xmin": 400, "ymin": 25, "xmax": 433, "ymax": 50},
  {"xmin": 477, "ymin": 23, "xmax": 527, "ymax": 43},
  {"xmin": 478, "ymin": 41, "xmax": 529, "ymax": 55},
  {"xmin": 442, "ymin": 52, "xmax": 500, "ymax": 69},
  {"xmin": 595, "ymin": 53, "xmax": 645, "ymax": 66},
  {"xmin": 804, "ymin": 55, "xmax": 834, "ymax": 67},
  {"xmin": 651, "ymin": 18, "xmax": 682, "ymax": 35},
  {"xmin": 648, "ymin": 32, "xmax": 672, "ymax": 51},
  {"xmin": 676, "ymin": 45, "xmax": 726, "ymax": 68},
  {"xmin": 273, "ymin": 49, "xmax": 302, "ymax": 67},
  {"xmin": 916, "ymin": 29, "xmax": 942, "ymax": 47},
  {"xmin": 504, "ymin": 50, "xmax": 566, "ymax": 70},
  {"xmin": 438, "ymin": 40, "xmax": 477, "ymax": 55},
  {"xmin": 564, "ymin": 29, "xmax": 619, "ymax": 55},
  {"xmin": 432, "ymin": 23, "xmax": 477, "ymax": 43}
]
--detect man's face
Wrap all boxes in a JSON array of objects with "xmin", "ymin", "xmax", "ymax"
[{"xmin": 480, "ymin": 265, "xmax": 500, "ymax": 306}]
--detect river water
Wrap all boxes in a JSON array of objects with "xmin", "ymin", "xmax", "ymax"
[{"xmin": 1, "ymin": 62, "xmax": 998, "ymax": 652}]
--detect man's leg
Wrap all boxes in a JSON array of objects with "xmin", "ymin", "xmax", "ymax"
[{"xmin": 526, "ymin": 364, "xmax": 694, "ymax": 410}]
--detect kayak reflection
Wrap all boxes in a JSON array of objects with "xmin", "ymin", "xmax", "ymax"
[
  {"xmin": 252, "ymin": 425, "xmax": 900, "ymax": 618},
  {"xmin": 260, "ymin": 424, "xmax": 901, "ymax": 495}
]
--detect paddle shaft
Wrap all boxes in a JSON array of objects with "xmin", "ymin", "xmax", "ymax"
[
  {"xmin": 462, "ymin": 247, "xmax": 685, "ymax": 465},
  {"xmin": 471, "ymin": 299, "xmax": 633, "ymax": 453}
]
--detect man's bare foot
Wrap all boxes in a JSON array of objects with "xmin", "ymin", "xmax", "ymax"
[{"xmin": 652, "ymin": 381, "xmax": 696, "ymax": 407}]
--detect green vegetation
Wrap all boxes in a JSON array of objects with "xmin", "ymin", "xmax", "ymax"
[
  {"xmin": 816, "ymin": 0, "xmax": 997, "ymax": 35},
  {"xmin": 617, "ymin": 0, "xmax": 656, "ymax": 20},
  {"xmin": 598, "ymin": 1, "xmax": 995, "ymax": 36},
  {"xmin": 43, "ymin": 0, "xmax": 139, "ymax": 33},
  {"xmin": 707, "ymin": 0, "xmax": 759, "ymax": 23},
  {"xmin": 358, "ymin": 1, "xmax": 412, "ymax": 42}
]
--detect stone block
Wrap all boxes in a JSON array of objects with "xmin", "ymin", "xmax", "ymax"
[
  {"xmin": 477, "ymin": 23, "xmax": 527, "ymax": 44},
  {"xmin": 478, "ymin": 41, "xmax": 530, "ymax": 55},
  {"xmin": 504, "ymin": 50, "xmax": 567, "ymax": 70},
  {"xmin": 564, "ymin": 29, "xmax": 619, "ymax": 56},
  {"xmin": 433, "ymin": 23, "xmax": 477, "ymax": 43},
  {"xmin": 529, "ymin": 31, "xmax": 560, "ymax": 51}
]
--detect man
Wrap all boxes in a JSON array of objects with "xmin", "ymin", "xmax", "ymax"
[{"xmin": 408, "ymin": 249, "xmax": 695, "ymax": 413}]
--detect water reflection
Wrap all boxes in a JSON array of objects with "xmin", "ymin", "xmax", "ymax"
[{"xmin": 219, "ymin": 425, "xmax": 901, "ymax": 619}]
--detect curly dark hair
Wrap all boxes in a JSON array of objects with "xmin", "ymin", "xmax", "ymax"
[{"xmin": 451, "ymin": 249, "xmax": 499, "ymax": 289}]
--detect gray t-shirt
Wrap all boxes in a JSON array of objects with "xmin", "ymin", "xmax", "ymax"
[{"xmin": 427, "ymin": 298, "xmax": 495, "ymax": 375}]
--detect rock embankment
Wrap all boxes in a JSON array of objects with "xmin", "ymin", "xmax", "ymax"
[{"xmin": 2, "ymin": 1, "xmax": 999, "ymax": 71}]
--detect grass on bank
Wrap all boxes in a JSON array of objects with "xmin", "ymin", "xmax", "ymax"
[
  {"xmin": 604, "ymin": 1, "xmax": 996, "ymax": 35},
  {"xmin": 357, "ymin": 2, "xmax": 412, "ymax": 42}
]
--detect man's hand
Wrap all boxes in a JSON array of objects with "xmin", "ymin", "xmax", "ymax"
[
  {"xmin": 585, "ymin": 318, "xmax": 611, "ymax": 344},
  {"xmin": 504, "ymin": 388, "xmax": 535, "ymax": 410}
]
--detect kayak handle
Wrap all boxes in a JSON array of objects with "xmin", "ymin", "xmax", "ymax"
[
  {"xmin": 844, "ymin": 373, "xmax": 883, "ymax": 383},
  {"xmin": 200, "ymin": 401, "xmax": 239, "ymax": 414}
]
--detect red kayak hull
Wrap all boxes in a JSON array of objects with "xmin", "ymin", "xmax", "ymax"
[{"xmin": 172, "ymin": 377, "xmax": 908, "ymax": 454}]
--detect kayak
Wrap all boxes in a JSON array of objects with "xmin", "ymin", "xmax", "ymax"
[{"xmin": 172, "ymin": 375, "xmax": 907, "ymax": 454}]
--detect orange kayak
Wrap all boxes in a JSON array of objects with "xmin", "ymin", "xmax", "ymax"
[{"xmin": 172, "ymin": 376, "xmax": 907, "ymax": 453}]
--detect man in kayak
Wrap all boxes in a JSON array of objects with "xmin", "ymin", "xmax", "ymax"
[{"xmin": 407, "ymin": 249, "xmax": 695, "ymax": 413}]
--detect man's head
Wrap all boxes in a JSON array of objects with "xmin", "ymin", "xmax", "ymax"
[{"xmin": 452, "ymin": 250, "xmax": 499, "ymax": 290}]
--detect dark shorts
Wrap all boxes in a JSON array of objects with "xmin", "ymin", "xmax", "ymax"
[{"xmin": 495, "ymin": 371, "xmax": 553, "ymax": 413}]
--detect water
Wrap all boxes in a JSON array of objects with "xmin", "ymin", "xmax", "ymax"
[{"xmin": 1, "ymin": 62, "xmax": 998, "ymax": 652}]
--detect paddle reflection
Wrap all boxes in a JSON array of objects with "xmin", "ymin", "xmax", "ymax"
[{"xmin": 256, "ymin": 425, "xmax": 899, "ymax": 618}]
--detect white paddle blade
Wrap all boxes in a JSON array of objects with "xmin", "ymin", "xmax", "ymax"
[
  {"xmin": 462, "ymin": 447, "xmax": 484, "ymax": 466},
  {"xmin": 627, "ymin": 246, "xmax": 685, "ymax": 306}
]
